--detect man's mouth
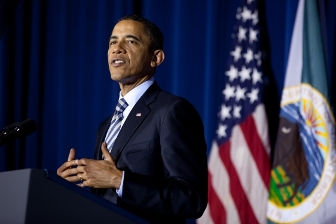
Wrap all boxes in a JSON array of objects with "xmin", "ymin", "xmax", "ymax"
[{"xmin": 112, "ymin": 59, "xmax": 125, "ymax": 66}]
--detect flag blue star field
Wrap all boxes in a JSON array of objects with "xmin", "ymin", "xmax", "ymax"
[{"xmin": 198, "ymin": 0, "xmax": 271, "ymax": 223}]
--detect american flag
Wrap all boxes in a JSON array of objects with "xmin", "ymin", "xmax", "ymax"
[{"xmin": 198, "ymin": 0, "xmax": 271, "ymax": 223}]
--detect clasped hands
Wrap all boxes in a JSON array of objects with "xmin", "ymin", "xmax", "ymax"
[{"xmin": 57, "ymin": 142, "xmax": 122, "ymax": 189}]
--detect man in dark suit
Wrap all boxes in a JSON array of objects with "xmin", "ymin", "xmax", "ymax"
[{"xmin": 57, "ymin": 15, "xmax": 207, "ymax": 223}]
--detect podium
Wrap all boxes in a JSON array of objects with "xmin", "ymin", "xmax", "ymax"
[{"xmin": 0, "ymin": 169, "xmax": 148, "ymax": 224}]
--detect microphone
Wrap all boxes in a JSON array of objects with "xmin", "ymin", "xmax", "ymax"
[{"xmin": 0, "ymin": 119, "xmax": 37, "ymax": 146}]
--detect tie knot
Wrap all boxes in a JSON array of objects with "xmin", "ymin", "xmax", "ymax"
[{"xmin": 116, "ymin": 98, "xmax": 128, "ymax": 113}]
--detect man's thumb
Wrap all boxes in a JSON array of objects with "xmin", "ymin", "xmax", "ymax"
[
  {"xmin": 68, "ymin": 148, "xmax": 76, "ymax": 161},
  {"xmin": 101, "ymin": 142, "xmax": 112, "ymax": 160}
]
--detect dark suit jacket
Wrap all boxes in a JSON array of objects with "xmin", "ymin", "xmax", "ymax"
[{"xmin": 92, "ymin": 82, "xmax": 208, "ymax": 223}]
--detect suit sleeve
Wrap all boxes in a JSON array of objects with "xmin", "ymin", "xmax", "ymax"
[{"xmin": 118, "ymin": 99, "xmax": 208, "ymax": 219}]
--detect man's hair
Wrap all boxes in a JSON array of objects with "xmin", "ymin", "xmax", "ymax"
[{"xmin": 118, "ymin": 15, "xmax": 164, "ymax": 51}]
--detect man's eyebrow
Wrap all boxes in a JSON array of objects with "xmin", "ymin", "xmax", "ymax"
[
  {"xmin": 110, "ymin": 36, "xmax": 117, "ymax": 40},
  {"xmin": 125, "ymin": 35, "xmax": 141, "ymax": 42},
  {"xmin": 109, "ymin": 35, "xmax": 141, "ymax": 42}
]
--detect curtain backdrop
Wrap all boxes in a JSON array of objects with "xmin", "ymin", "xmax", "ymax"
[{"xmin": 0, "ymin": 0, "xmax": 335, "ymax": 175}]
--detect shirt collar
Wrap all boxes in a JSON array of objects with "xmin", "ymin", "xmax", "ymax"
[{"xmin": 118, "ymin": 78, "xmax": 154, "ymax": 108}]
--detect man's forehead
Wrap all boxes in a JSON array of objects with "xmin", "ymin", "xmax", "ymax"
[{"xmin": 111, "ymin": 20, "xmax": 144, "ymax": 35}]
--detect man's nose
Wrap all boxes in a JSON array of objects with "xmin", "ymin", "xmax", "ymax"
[{"xmin": 112, "ymin": 42, "xmax": 126, "ymax": 54}]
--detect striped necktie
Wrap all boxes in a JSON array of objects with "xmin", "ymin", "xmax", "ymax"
[{"xmin": 105, "ymin": 98, "xmax": 128, "ymax": 153}]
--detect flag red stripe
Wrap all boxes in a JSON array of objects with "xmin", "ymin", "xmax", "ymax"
[
  {"xmin": 218, "ymin": 141, "xmax": 259, "ymax": 224},
  {"xmin": 208, "ymin": 171, "xmax": 226, "ymax": 224},
  {"xmin": 240, "ymin": 115, "xmax": 270, "ymax": 188}
]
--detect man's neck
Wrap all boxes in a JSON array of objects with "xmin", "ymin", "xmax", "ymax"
[{"xmin": 119, "ymin": 75, "xmax": 153, "ymax": 96}]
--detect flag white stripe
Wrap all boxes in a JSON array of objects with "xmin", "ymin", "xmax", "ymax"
[
  {"xmin": 209, "ymin": 140, "xmax": 240, "ymax": 224},
  {"xmin": 230, "ymin": 126, "xmax": 268, "ymax": 224},
  {"xmin": 252, "ymin": 104, "xmax": 271, "ymax": 155},
  {"xmin": 197, "ymin": 204, "xmax": 214, "ymax": 224}
]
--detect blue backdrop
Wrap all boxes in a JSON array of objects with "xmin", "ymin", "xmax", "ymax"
[{"xmin": 0, "ymin": 0, "xmax": 335, "ymax": 175}]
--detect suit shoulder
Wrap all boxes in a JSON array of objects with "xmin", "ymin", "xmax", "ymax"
[
  {"xmin": 146, "ymin": 82, "xmax": 194, "ymax": 107},
  {"xmin": 155, "ymin": 90, "xmax": 201, "ymax": 115},
  {"xmin": 156, "ymin": 90, "xmax": 190, "ymax": 105}
]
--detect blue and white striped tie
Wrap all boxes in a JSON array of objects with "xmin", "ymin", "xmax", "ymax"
[{"xmin": 105, "ymin": 98, "xmax": 128, "ymax": 153}]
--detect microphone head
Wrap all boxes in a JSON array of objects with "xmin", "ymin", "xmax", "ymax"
[
  {"xmin": 15, "ymin": 119, "xmax": 37, "ymax": 138},
  {"xmin": 0, "ymin": 122, "xmax": 20, "ymax": 135}
]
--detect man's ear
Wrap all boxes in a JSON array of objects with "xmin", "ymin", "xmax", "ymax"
[{"xmin": 151, "ymin": 50, "xmax": 165, "ymax": 68}]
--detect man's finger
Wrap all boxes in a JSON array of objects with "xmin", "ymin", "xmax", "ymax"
[
  {"xmin": 101, "ymin": 142, "xmax": 112, "ymax": 161},
  {"xmin": 57, "ymin": 161, "xmax": 73, "ymax": 174},
  {"xmin": 67, "ymin": 148, "xmax": 76, "ymax": 162},
  {"xmin": 76, "ymin": 157, "xmax": 90, "ymax": 168}
]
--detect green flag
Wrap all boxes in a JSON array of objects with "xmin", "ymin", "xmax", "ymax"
[{"xmin": 267, "ymin": 0, "xmax": 336, "ymax": 223}]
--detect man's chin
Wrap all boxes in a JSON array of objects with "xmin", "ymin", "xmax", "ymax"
[
  {"xmin": 110, "ymin": 75, "xmax": 133, "ymax": 85},
  {"xmin": 110, "ymin": 74, "xmax": 123, "ymax": 81}
]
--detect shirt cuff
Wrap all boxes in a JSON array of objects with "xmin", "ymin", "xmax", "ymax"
[{"xmin": 115, "ymin": 171, "xmax": 124, "ymax": 197}]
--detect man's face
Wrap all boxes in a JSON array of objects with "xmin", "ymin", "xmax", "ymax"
[{"xmin": 108, "ymin": 20, "xmax": 154, "ymax": 85}]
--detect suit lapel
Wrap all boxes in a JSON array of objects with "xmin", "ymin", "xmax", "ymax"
[
  {"xmin": 96, "ymin": 117, "xmax": 112, "ymax": 160},
  {"xmin": 111, "ymin": 82, "xmax": 161, "ymax": 161}
]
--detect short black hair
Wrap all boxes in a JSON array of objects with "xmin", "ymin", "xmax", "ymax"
[{"xmin": 118, "ymin": 15, "xmax": 164, "ymax": 50}]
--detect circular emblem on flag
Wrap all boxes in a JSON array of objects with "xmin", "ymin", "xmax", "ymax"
[{"xmin": 267, "ymin": 84, "xmax": 336, "ymax": 223}]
